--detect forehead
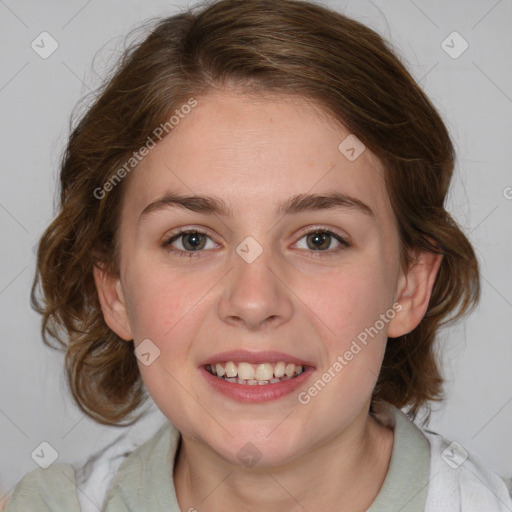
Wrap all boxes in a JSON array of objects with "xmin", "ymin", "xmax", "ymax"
[{"xmin": 121, "ymin": 90, "xmax": 393, "ymax": 225}]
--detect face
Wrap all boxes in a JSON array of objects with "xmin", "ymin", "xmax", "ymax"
[{"xmin": 98, "ymin": 90, "xmax": 420, "ymax": 468}]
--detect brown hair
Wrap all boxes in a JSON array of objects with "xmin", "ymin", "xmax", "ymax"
[{"xmin": 31, "ymin": 0, "xmax": 479, "ymax": 425}]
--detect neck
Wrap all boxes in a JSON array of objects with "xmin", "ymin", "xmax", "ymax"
[{"xmin": 173, "ymin": 411, "xmax": 394, "ymax": 512}]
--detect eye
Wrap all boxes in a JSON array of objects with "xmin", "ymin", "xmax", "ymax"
[
  {"xmin": 293, "ymin": 228, "xmax": 350, "ymax": 254},
  {"xmin": 162, "ymin": 226, "xmax": 350, "ymax": 259},
  {"xmin": 162, "ymin": 229, "xmax": 218, "ymax": 258}
]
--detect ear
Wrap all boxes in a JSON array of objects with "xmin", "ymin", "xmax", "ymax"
[
  {"xmin": 387, "ymin": 250, "xmax": 443, "ymax": 338},
  {"xmin": 93, "ymin": 264, "xmax": 133, "ymax": 341}
]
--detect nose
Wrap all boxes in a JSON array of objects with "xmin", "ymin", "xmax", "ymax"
[{"xmin": 217, "ymin": 244, "xmax": 294, "ymax": 331}]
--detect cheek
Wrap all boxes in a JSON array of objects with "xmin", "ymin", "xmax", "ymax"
[
  {"xmin": 295, "ymin": 264, "xmax": 393, "ymax": 414},
  {"xmin": 124, "ymin": 264, "xmax": 210, "ymax": 418},
  {"xmin": 297, "ymin": 260, "xmax": 393, "ymax": 343},
  {"xmin": 123, "ymin": 259, "xmax": 213, "ymax": 342}
]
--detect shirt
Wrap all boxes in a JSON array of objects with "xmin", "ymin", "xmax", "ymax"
[{"xmin": 5, "ymin": 402, "xmax": 512, "ymax": 511}]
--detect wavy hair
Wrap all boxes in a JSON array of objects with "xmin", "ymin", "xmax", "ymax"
[{"xmin": 31, "ymin": 0, "xmax": 480, "ymax": 425}]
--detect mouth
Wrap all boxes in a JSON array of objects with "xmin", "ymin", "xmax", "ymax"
[
  {"xmin": 204, "ymin": 361, "xmax": 306, "ymax": 385},
  {"xmin": 199, "ymin": 350, "xmax": 315, "ymax": 403}
]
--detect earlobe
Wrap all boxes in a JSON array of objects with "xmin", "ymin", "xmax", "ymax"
[
  {"xmin": 387, "ymin": 250, "xmax": 443, "ymax": 338},
  {"xmin": 93, "ymin": 264, "xmax": 133, "ymax": 341}
]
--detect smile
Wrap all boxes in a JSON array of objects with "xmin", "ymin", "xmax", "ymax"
[
  {"xmin": 199, "ymin": 350, "xmax": 315, "ymax": 402},
  {"xmin": 205, "ymin": 361, "xmax": 305, "ymax": 385}
]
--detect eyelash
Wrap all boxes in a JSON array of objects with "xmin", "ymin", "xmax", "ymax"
[{"xmin": 162, "ymin": 227, "xmax": 351, "ymax": 259}]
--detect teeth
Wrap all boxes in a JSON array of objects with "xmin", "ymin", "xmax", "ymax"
[
  {"xmin": 225, "ymin": 361, "xmax": 237, "ymax": 378},
  {"xmin": 206, "ymin": 360, "xmax": 305, "ymax": 382},
  {"xmin": 255, "ymin": 363, "xmax": 273, "ymax": 380},
  {"xmin": 274, "ymin": 361, "xmax": 286, "ymax": 378},
  {"xmin": 237, "ymin": 362, "xmax": 255, "ymax": 380},
  {"xmin": 215, "ymin": 363, "xmax": 225, "ymax": 377}
]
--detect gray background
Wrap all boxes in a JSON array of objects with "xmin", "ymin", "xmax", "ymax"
[{"xmin": 1, "ymin": 0, "xmax": 511, "ymax": 499}]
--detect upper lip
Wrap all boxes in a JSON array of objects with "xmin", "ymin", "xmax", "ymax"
[{"xmin": 199, "ymin": 350, "xmax": 315, "ymax": 368}]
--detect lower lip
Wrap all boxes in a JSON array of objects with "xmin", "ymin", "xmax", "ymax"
[{"xmin": 199, "ymin": 366, "xmax": 315, "ymax": 403}]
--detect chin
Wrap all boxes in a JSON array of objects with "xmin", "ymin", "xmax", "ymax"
[{"xmin": 206, "ymin": 427, "xmax": 306, "ymax": 469}]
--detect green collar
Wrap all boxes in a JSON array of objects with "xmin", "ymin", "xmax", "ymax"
[{"xmin": 102, "ymin": 402, "xmax": 430, "ymax": 511}]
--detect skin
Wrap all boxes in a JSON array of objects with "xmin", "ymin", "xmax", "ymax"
[{"xmin": 94, "ymin": 89, "xmax": 441, "ymax": 511}]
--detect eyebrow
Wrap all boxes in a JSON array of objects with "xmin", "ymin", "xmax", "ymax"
[{"xmin": 139, "ymin": 190, "xmax": 374, "ymax": 222}]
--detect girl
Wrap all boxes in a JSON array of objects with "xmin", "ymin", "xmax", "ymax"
[{"xmin": 5, "ymin": 0, "xmax": 512, "ymax": 510}]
